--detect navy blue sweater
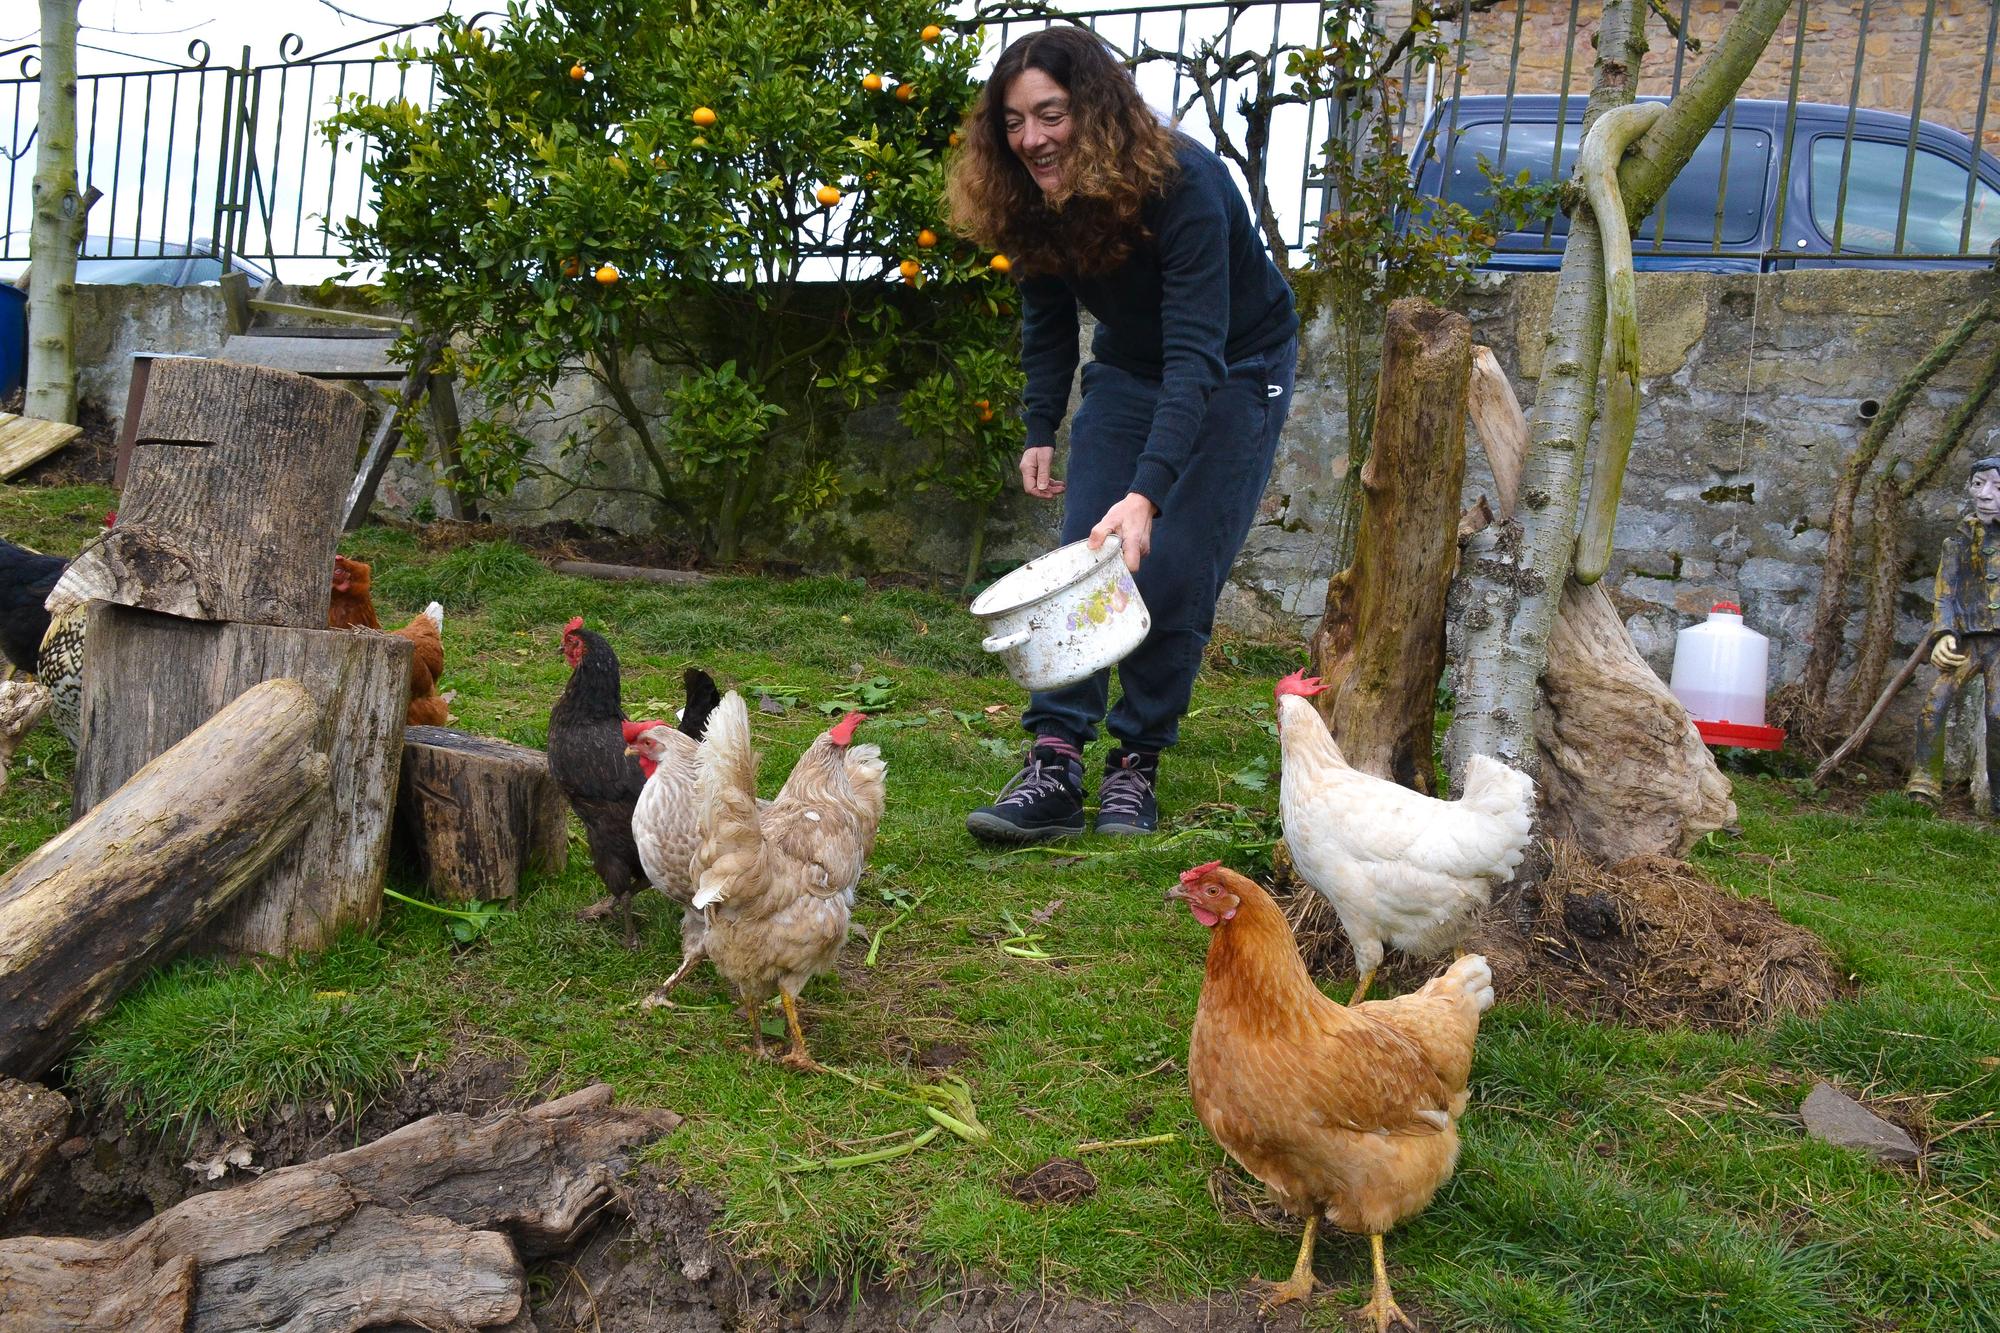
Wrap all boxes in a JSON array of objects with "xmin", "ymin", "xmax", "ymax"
[{"xmin": 1016, "ymin": 136, "xmax": 1298, "ymax": 508}]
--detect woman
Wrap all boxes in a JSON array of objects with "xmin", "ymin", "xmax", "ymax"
[{"xmin": 948, "ymin": 26, "xmax": 1299, "ymax": 844}]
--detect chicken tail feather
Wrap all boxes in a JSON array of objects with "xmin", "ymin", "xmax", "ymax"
[
  {"xmin": 1456, "ymin": 754, "xmax": 1533, "ymax": 821},
  {"xmin": 691, "ymin": 690, "xmax": 764, "ymax": 910}
]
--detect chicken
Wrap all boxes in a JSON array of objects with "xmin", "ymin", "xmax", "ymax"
[
  {"xmin": 622, "ymin": 668, "xmax": 725, "ymax": 999},
  {"xmin": 691, "ymin": 691, "xmax": 885, "ymax": 1071},
  {"xmin": 37, "ymin": 514, "xmax": 118, "ymax": 745},
  {"xmin": 393, "ymin": 601, "xmax": 453, "ymax": 727},
  {"xmin": 547, "ymin": 617, "xmax": 652, "ymax": 947},
  {"xmin": 329, "ymin": 555, "xmax": 381, "ymax": 630},
  {"xmin": 1170, "ymin": 862, "xmax": 1495, "ymax": 1329},
  {"xmin": 0, "ymin": 537, "xmax": 66, "ymax": 676},
  {"xmin": 1276, "ymin": 670, "xmax": 1533, "ymax": 1004}
]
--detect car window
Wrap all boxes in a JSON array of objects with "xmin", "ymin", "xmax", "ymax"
[
  {"xmin": 74, "ymin": 255, "xmax": 187, "ymax": 284},
  {"xmin": 182, "ymin": 257, "xmax": 226, "ymax": 284},
  {"xmin": 1435, "ymin": 118, "xmax": 1771, "ymax": 247},
  {"xmin": 1810, "ymin": 137, "xmax": 2000, "ymax": 254}
]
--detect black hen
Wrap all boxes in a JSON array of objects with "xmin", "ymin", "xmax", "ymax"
[
  {"xmin": 548, "ymin": 619, "xmax": 650, "ymax": 947},
  {"xmin": 679, "ymin": 665, "xmax": 722, "ymax": 739},
  {"xmin": 0, "ymin": 538, "xmax": 66, "ymax": 675}
]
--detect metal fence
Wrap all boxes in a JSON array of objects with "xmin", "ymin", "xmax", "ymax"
[{"xmin": 3, "ymin": 0, "xmax": 1996, "ymax": 280}]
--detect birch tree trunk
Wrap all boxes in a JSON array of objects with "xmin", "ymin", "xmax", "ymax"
[
  {"xmin": 26, "ymin": 0, "xmax": 84, "ymax": 424},
  {"xmin": 1446, "ymin": 0, "xmax": 1797, "ymax": 791}
]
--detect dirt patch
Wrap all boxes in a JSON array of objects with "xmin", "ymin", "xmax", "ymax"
[
  {"xmin": 1281, "ymin": 840, "xmax": 1847, "ymax": 1033},
  {"xmin": 1004, "ymin": 1157, "xmax": 1098, "ymax": 1206},
  {"xmin": 12, "ymin": 400, "xmax": 119, "ymax": 487},
  {"xmin": 4, "ymin": 1049, "xmax": 531, "ymax": 1239}
]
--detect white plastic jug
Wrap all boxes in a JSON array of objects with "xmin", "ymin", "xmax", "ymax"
[{"xmin": 1670, "ymin": 600, "xmax": 1769, "ymax": 726}]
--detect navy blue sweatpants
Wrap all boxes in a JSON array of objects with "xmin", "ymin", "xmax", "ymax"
[{"xmin": 1022, "ymin": 336, "xmax": 1297, "ymax": 753}]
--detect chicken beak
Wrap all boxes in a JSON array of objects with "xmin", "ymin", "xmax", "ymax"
[
  {"xmin": 1164, "ymin": 883, "xmax": 1188, "ymax": 905},
  {"xmin": 622, "ymin": 744, "xmax": 640, "ymax": 758}
]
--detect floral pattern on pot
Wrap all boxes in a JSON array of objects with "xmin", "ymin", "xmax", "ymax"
[{"xmin": 1066, "ymin": 571, "xmax": 1138, "ymax": 632}]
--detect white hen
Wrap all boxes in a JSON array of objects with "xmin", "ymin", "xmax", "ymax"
[{"xmin": 1276, "ymin": 670, "xmax": 1534, "ymax": 1004}]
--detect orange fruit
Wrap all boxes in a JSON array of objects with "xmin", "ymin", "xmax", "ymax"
[
  {"xmin": 561, "ymin": 256, "xmax": 581, "ymax": 278},
  {"xmin": 978, "ymin": 407, "xmax": 995, "ymax": 422},
  {"xmin": 691, "ymin": 135, "xmax": 708, "ymax": 148},
  {"xmin": 974, "ymin": 399, "xmax": 989, "ymax": 409},
  {"xmin": 947, "ymin": 131, "xmax": 961, "ymax": 148},
  {"xmin": 595, "ymin": 264, "xmax": 620, "ymax": 284},
  {"xmin": 988, "ymin": 253, "xmax": 1012, "ymax": 274},
  {"xmin": 917, "ymin": 229, "xmax": 938, "ymax": 248},
  {"xmin": 895, "ymin": 83, "xmax": 915, "ymax": 103},
  {"xmin": 816, "ymin": 184, "xmax": 843, "ymax": 206},
  {"xmin": 862, "ymin": 72, "xmax": 884, "ymax": 92},
  {"xmin": 922, "ymin": 24, "xmax": 943, "ymax": 42},
  {"xmin": 691, "ymin": 105, "xmax": 717, "ymax": 127},
  {"xmin": 899, "ymin": 259, "xmax": 921, "ymax": 280},
  {"xmin": 569, "ymin": 63, "xmax": 586, "ymax": 80}
]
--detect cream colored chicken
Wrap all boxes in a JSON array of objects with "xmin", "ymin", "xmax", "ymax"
[
  {"xmin": 1276, "ymin": 671, "xmax": 1533, "ymax": 1004},
  {"xmin": 691, "ymin": 692, "xmax": 886, "ymax": 1071}
]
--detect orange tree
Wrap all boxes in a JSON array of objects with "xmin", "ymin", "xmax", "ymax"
[{"xmin": 328, "ymin": 0, "xmax": 1022, "ymax": 563}]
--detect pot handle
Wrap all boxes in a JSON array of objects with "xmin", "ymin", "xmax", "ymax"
[{"xmin": 981, "ymin": 627, "xmax": 1033, "ymax": 655}]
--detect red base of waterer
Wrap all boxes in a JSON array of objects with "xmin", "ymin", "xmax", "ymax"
[{"xmin": 1694, "ymin": 719, "xmax": 1786, "ymax": 751}]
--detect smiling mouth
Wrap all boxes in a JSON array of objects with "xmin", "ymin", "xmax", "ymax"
[{"xmin": 1027, "ymin": 152, "xmax": 1059, "ymax": 174}]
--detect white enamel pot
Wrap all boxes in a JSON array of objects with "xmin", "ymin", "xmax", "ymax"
[{"xmin": 969, "ymin": 535, "xmax": 1151, "ymax": 692}]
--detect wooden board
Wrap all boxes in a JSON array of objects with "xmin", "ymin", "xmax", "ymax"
[
  {"xmin": 72, "ymin": 606, "xmax": 410, "ymax": 957},
  {"xmin": 0, "ymin": 413, "xmax": 83, "ymax": 480},
  {"xmin": 217, "ymin": 332, "xmax": 403, "ymax": 379}
]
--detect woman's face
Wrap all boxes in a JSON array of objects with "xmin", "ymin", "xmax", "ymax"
[{"xmin": 1002, "ymin": 68, "xmax": 1072, "ymax": 195}]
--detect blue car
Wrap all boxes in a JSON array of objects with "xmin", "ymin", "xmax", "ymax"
[{"xmin": 1410, "ymin": 96, "xmax": 2000, "ymax": 272}]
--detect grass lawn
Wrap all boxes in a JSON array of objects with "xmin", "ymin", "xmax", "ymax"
[{"xmin": 3, "ymin": 482, "xmax": 1996, "ymax": 1331}]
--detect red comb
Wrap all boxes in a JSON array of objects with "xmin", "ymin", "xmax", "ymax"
[
  {"xmin": 1180, "ymin": 860, "xmax": 1223, "ymax": 883},
  {"xmin": 564, "ymin": 616, "xmax": 584, "ymax": 633},
  {"xmin": 103, "ymin": 510, "xmax": 116, "ymax": 527},
  {"xmin": 621, "ymin": 719, "xmax": 665, "ymax": 744},
  {"xmin": 827, "ymin": 711, "xmax": 866, "ymax": 745},
  {"xmin": 1275, "ymin": 670, "xmax": 1325, "ymax": 699}
]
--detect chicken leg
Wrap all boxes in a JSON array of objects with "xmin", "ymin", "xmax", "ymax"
[
  {"xmin": 1251, "ymin": 1212, "xmax": 1318, "ymax": 1309},
  {"xmin": 1348, "ymin": 966, "xmax": 1378, "ymax": 1006},
  {"xmin": 640, "ymin": 950, "xmax": 705, "ymax": 1009},
  {"xmin": 778, "ymin": 992, "xmax": 825, "ymax": 1073},
  {"xmin": 1360, "ymin": 1233, "xmax": 1416, "ymax": 1332}
]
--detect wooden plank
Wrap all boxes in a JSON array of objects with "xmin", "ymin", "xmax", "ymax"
[
  {"xmin": 344, "ymin": 333, "xmax": 444, "ymax": 530},
  {"xmin": 217, "ymin": 333, "xmax": 402, "ymax": 378},
  {"xmin": 0, "ymin": 413, "xmax": 83, "ymax": 480},
  {"xmin": 219, "ymin": 271, "xmax": 252, "ymax": 335},
  {"xmin": 245, "ymin": 298, "xmax": 407, "ymax": 330}
]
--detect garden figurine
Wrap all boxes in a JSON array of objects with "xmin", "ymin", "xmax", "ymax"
[
  {"xmin": 946, "ymin": 27, "xmax": 1299, "ymax": 844},
  {"xmin": 1907, "ymin": 444, "xmax": 2000, "ymax": 812}
]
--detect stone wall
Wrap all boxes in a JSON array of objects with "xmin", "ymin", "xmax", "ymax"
[
  {"xmin": 1378, "ymin": 0, "xmax": 2000, "ymax": 151},
  {"xmin": 68, "ymin": 269, "xmax": 2000, "ymax": 721}
]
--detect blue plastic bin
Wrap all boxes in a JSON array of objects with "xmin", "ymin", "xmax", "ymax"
[{"xmin": 0, "ymin": 285, "xmax": 25, "ymax": 401}]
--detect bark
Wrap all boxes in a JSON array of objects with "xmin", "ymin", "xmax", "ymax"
[
  {"xmin": 0, "ymin": 1077, "xmax": 69, "ymax": 1221},
  {"xmin": 1311, "ymin": 298, "xmax": 1471, "ymax": 794},
  {"xmin": 1446, "ymin": 0, "xmax": 1796, "ymax": 787},
  {"xmin": 0, "ymin": 681, "xmax": 50, "ymax": 799},
  {"xmin": 73, "ymin": 606, "xmax": 408, "ymax": 958},
  {"xmin": 0, "ymin": 680, "xmax": 329, "ymax": 1079},
  {"xmin": 1467, "ymin": 346, "xmax": 1525, "ymax": 519},
  {"xmin": 0, "ymin": 1084, "xmax": 679, "ymax": 1333},
  {"xmin": 396, "ymin": 726, "xmax": 569, "ymax": 903},
  {"xmin": 25, "ymin": 0, "xmax": 83, "ymax": 424},
  {"xmin": 101, "ymin": 358, "xmax": 368, "ymax": 627}
]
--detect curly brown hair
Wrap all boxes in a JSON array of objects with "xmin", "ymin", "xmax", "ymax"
[{"xmin": 944, "ymin": 27, "xmax": 1180, "ymax": 277}]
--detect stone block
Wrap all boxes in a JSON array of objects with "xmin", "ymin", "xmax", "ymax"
[{"xmin": 1800, "ymin": 1083, "xmax": 1920, "ymax": 1168}]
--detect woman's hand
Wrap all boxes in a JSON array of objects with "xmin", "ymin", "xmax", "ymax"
[
  {"xmin": 1089, "ymin": 493, "xmax": 1157, "ymax": 572},
  {"xmin": 1020, "ymin": 446, "xmax": 1065, "ymax": 500}
]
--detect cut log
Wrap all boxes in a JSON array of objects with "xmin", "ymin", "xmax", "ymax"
[
  {"xmin": 1537, "ymin": 579, "xmax": 1738, "ymax": 861},
  {"xmin": 0, "ymin": 679, "xmax": 329, "ymax": 1078},
  {"xmin": 1311, "ymin": 298, "xmax": 1471, "ymax": 794},
  {"xmin": 0, "ymin": 1077, "xmax": 69, "ymax": 1220},
  {"xmin": 0, "ymin": 1083, "xmax": 678, "ymax": 1333},
  {"xmin": 82, "ymin": 358, "xmax": 367, "ymax": 628},
  {"xmin": 395, "ymin": 727, "xmax": 569, "ymax": 903},
  {"xmin": 73, "ymin": 606, "xmax": 407, "ymax": 957}
]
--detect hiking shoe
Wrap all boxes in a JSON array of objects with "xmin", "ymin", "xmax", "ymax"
[
  {"xmin": 1096, "ymin": 748, "xmax": 1160, "ymax": 836},
  {"xmin": 966, "ymin": 737, "xmax": 1087, "ymax": 844}
]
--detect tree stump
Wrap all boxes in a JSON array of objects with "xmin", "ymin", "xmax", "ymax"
[
  {"xmin": 1311, "ymin": 298, "xmax": 1472, "ymax": 793},
  {"xmin": 81, "ymin": 358, "xmax": 367, "ymax": 628},
  {"xmin": 73, "ymin": 606, "xmax": 407, "ymax": 957},
  {"xmin": 0, "ymin": 680, "xmax": 329, "ymax": 1078},
  {"xmin": 395, "ymin": 727, "xmax": 569, "ymax": 903},
  {"xmin": 0, "ymin": 1083, "xmax": 678, "ymax": 1333}
]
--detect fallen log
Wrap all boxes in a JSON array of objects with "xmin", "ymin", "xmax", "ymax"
[
  {"xmin": 396, "ymin": 726, "xmax": 569, "ymax": 902},
  {"xmin": 0, "ymin": 1084, "xmax": 678, "ymax": 1333},
  {"xmin": 551, "ymin": 559, "xmax": 709, "ymax": 586},
  {"xmin": 0, "ymin": 679, "xmax": 330, "ymax": 1079}
]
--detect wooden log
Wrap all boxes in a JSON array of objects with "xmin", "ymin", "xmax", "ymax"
[
  {"xmin": 1537, "ymin": 579, "xmax": 1738, "ymax": 861},
  {"xmin": 0, "ymin": 681, "xmax": 50, "ymax": 798},
  {"xmin": 73, "ymin": 606, "xmax": 407, "ymax": 957},
  {"xmin": 0, "ymin": 679, "xmax": 329, "ymax": 1078},
  {"xmin": 87, "ymin": 358, "xmax": 368, "ymax": 627},
  {"xmin": 0, "ymin": 1077, "xmax": 69, "ymax": 1220},
  {"xmin": 0, "ymin": 1084, "xmax": 678, "ymax": 1333},
  {"xmin": 551, "ymin": 558, "xmax": 710, "ymax": 586},
  {"xmin": 395, "ymin": 727, "xmax": 569, "ymax": 903},
  {"xmin": 1311, "ymin": 298, "xmax": 1472, "ymax": 794}
]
